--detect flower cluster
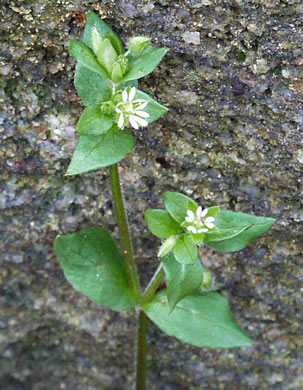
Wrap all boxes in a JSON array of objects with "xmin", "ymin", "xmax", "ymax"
[
  {"xmin": 115, "ymin": 87, "xmax": 150, "ymax": 130},
  {"xmin": 184, "ymin": 206, "xmax": 215, "ymax": 234}
]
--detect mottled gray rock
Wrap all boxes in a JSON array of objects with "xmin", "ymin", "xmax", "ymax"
[{"xmin": 1, "ymin": 0, "xmax": 302, "ymax": 389}]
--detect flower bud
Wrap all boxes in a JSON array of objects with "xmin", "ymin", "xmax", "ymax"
[
  {"xmin": 129, "ymin": 36, "xmax": 151, "ymax": 54},
  {"xmin": 201, "ymin": 269, "xmax": 214, "ymax": 290},
  {"xmin": 111, "ymin": 63, "xmax": 123, "ymax": 83},
  {"xmin": 91, "ymin": 27, "xmax": 104, "ymax": 57},
  {"xmin": 158, "ymin": 235, "xmax": 179, "ymax": 258},
  {"xmin": 111, "ymin": 55, "xmax": 128, "ymax": 83},
  {"xmin": 101, "ymin": 101, "xmax": 114, "ymax": 115}
]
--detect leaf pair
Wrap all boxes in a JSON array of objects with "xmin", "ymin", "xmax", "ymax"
[{"xmin": 55, "ymin": 228, "xmax": 253, "ymax": 349}]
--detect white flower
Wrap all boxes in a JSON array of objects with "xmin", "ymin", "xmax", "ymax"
[
  {"xmin": 115, "ymin": 87, "xmax": 150, "ymax": 129},
  {"xmin": 184, "ymin": 206, "xmax": 215, "ymax": 234}
]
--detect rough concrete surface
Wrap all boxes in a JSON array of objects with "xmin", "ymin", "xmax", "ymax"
[{"xmin": 1, "ymin": 0, "xmax": 302, "ymax": 389}]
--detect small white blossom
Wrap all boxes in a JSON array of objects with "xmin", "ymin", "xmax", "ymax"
[
  {"xmin": 115, "ymin": 87, "xmax": 150, "ymax": 130},
  {"xmin": 184, "ymin": 206, "xmax": 215, "ymax": 234}
]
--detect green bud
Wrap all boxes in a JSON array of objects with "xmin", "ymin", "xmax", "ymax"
[
  {"xmin": 201, "ymin": 269, "xmax": 214, "ymax": 290},
  {"xmin": 158, "ymin": 235, "xmax": 179, "ymax": 258},
  {"xmin": 101, "ymin": 101, "xmax": 114, "ymax": 115},
  {"xmin": 111, "ymin": 55, "xmax": 129, "ymax": 83},
  {"xmin": 91, "ymin": 27, "xmax": 104, "ymax": 57},
  {"xmin": 129, "ymin": 36, "xmax": 151, "ymax": 54},
  {"xmin": 111, "ymin": 63, "xmax": 123, "ymax": 83},
  {"xmin": 96, "ymin": 38, "xmax": 118, "ymax": 74}
]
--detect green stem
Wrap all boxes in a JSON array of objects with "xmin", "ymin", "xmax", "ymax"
[
  {"xmin": 135, "ymin": 310, "xmax": 147, "ymax": 390},
  {"xmin": 141, "ymin": 263, "xmax": 165, "ymax": 304},
  {"xmin": 135, "ymin": 264, "xmax": 165, "ymax": 389},
  {"xmin": 109, "ymin": 163, "xmax": 141, "ymax": 300}
]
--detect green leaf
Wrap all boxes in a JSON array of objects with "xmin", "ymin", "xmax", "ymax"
[
  {"xmin": 77, "ymin": 105, "xmax": 113, "ymax": 136},
  {"xmin": 74, "ymin": 64, "xmax": 111, "ymax": 106},
  {"xmin": 142, "ymin": 290, "xmax": 253, "ymax": 349},
  {"xmin": 83, "ymin": 12, "xmax": 124, "ymax": 52},
  {"xmin": 69, "ymin": 40, "xmax": 109, "ymax": 79},
  {"xmin": 135, "ymin": 90, "xmax": 168, "ymax": 123},
  {"xmin": 205, "ymin": 210, "xmax": 275, "ymax": 252},
  {"xmin": 164, "ymin": 192, "xmax": 197, "ymax": 224},
  {"xmin": 173, "ymin": 234, "xmax": 198, "ymax": 264},
  {"xmin": 95, "ymin": 38, "xmax": 118, "ymax": 74},
  {"xmin": 54, "ymin": 228, "xmax": 136, "ymax": 311},
  {"xmin": 162, "ymin": 253, "xmax": 203, "ymax": 313},
  {"xmin": 145, "ymin": 210, "xmax": 181, "ymax": 239},
  {"xmin": 106, "ymin": 32, "xmax": 123, "ymax": 56},
  {"xmin": 122, "ymin": 46, "xmax": 169, "ymax": 82},
  {"xmin": 204, "ymin": 225, "xmax": 250, "ymax": 242},
  {"xmin": 66, "ymin": 126, "xmax": 135, "ymax": 175}
]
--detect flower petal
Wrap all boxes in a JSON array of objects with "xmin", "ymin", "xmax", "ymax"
[
  {"xmin": 186, "ymin": 210, "xmax": 195, "ymax": 220},
  {"xmin": 196, "ymin": 206, "xmax": 202, "ymax": 218},
  {"xmin": 205, "ymin": 222, "xmax": 214, "ymax": 229},
  {"xmin": 205, "ymin": 216, "xmax": 215, "ymax": 223},
  {"xmin": 187, "ymin": 226, "xmax": 198, "ymax": 234},
  {"xmin": 135, "ymin": 110, "xmax": 150, "ymax": 118},
  {"xmin": 118, "ymin": 113, "xmax": 124, "ymax": 129},
  {"xmin": 185, "ymin": 216, "xmax": 194, "ymax": 223},
  {"xmin": 131, "ymin": 115, "xmax": 148, "ymax": 127},
  {"xmin": 122, "ymin": 89, "xmax": 128, "ymax": 103},
  {"xmin": 197, "ymin": 228, "xmax": 208, "ymax": 233},
  {"xmin": 129, "ymin": 87, "xmax": 136, "ymax": 101},
  {"xmin": 201, "ymin": 208, "xmax": 208, "ymax": 217},
  {"xmin": 136, "ymin": 101, "xmax": 148, "ymax": 110},
  {"xmin": 129, "ymin": 116, "xmax": 139, "ymax": 129}
]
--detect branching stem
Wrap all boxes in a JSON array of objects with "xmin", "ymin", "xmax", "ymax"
[{"xmin": 110, "ymin": 164, "xmax": 166, "ymax": 390}]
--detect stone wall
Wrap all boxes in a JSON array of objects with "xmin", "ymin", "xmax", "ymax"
[{"xmin": 1, "ymin": 0, "xmax": 302, "ymax": 389}]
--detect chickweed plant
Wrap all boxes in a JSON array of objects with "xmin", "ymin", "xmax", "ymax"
[{"xmin": 54, "ymin": 13, "xmax": 275, "ymax": 389}]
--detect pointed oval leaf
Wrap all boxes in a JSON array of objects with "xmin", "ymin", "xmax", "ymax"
[
  {"xmin": 122, "ymin": 46, "xmax": 169, "ymax": 82},
  {"xmin": 83, "ymin": 12, "xmax": 124, "ymax": 52},
  {"xmin": 134, "ymin": 90, "xmax": 168, "ymax": 123},
  {"xmin": 204, "ymin": 225, "xmax": 251, "ymax": 242},
  {"xmin": 142, "ymin": 290, "xmax": 253, "ymax": 349},
  {"xmin": 173, "ymin": 234, "xmax": 198, "ymax": 264},
  {"xmin": 69, "ymin": 40, "xmax": 109, "ymax": 79},
  {"xmin": 164, "ymin": 192, "xmax": 198, "ymax": 224},
  {"xmin": 66, "ymin": 126, "xmax": 135, "ymax": 175},
  {"xmin": 106, "ymin": 32, "xmax": 123, "ymax": 56},
  {"xmin": 54, "ymin": 228, "xmax": 136, "ymax": 311},
  {"xmin": 145, "ymin": 209, "xmax": 181, "ymax": 239},
  {"xmin": 96, "ymin": 38, "xmax": 118, "ymax": 74},
  {"xmin": 205, "ymin": 210, "xmax": 275, "ymax": 252},
  {"xmin": 77, "ymin": 105, "xmax": 113, "ymax": 136},
  {"xmin": 162, "ymin": 253, "xmax": 203, "ymax": 313},
  {"xmin": 74, "ymin": 64, "xmax": 111, "ymax": 106}
]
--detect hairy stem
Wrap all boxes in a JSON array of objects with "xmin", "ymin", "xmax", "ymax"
[
  {"xmin": 135, "ymin": 310, "xmax": 147, "ymax": 390},
  {"xmin": 109, "ymin": 163, "xmax": 141, "ymax": 300}
]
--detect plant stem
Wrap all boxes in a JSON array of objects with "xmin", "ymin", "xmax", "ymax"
[
  {"xmin": 135, "ymin": 264, "xmax": 165, "ymax": 389},
  {"xmin": 135, "ymin": 310, "xmax": 147, "ymax": 390},
  {"xmin": 141, "ymin": 263, "xmax": 165, "ymax": 304},
  {"xmin": 109, "ymin": 163, "xmax": 141, "ymax": 300}
]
